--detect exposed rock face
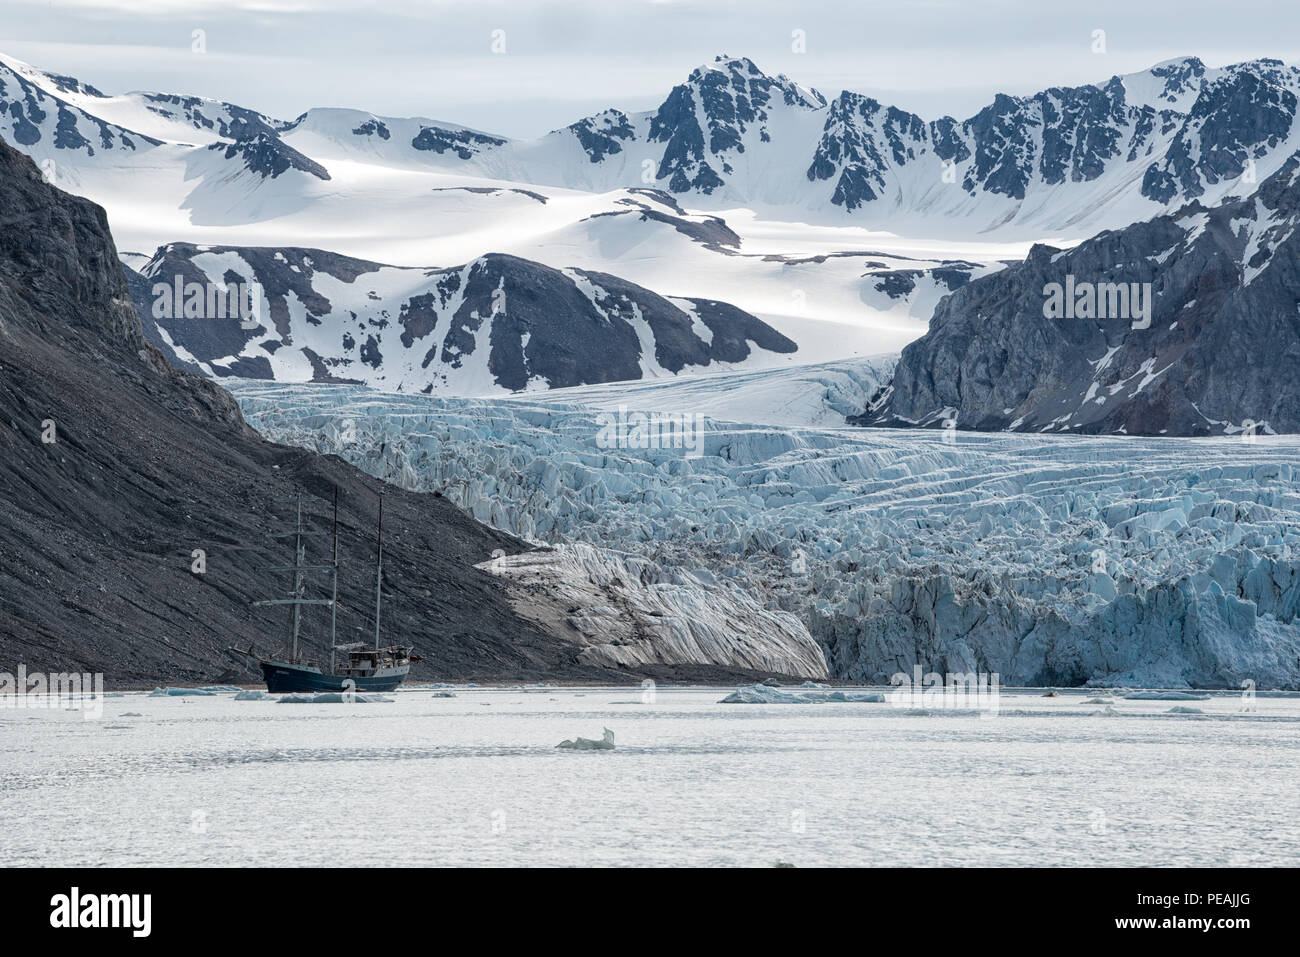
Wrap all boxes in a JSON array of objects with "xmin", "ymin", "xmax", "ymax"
[
  {"xmin": 131, "ymin": 244, "xmax": 796, "ymax": 393},
  {"xmin": 206, "ymin": 133, "xmax": 331, "ymax": 181},
  {"xmin": 406, "ymin": 123, "xmax": 506, "ymax": 159},
  {"xmin": 0, "ymin": 137, "xmax": 615, "ymax": 685},
  {"xmin": 861, "ymin": 156, "xmax": 1300, "ymax": 436},
  {"xmin": 647, "ymin": 55, "xmax": 826, "ymax": 194},
  {"xmin": 138, "ymin": 92, "xmax": 288, "ymax": 142}
]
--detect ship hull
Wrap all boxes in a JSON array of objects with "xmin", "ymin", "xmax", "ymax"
[{"xmin": 259, "ymin": 660, "xmax": 409, "ymax": 693}]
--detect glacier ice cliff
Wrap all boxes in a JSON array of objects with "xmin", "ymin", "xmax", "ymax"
[
  {"xmin": 478, "ymin": 543, "xmax": 827, "ymax": 678},
  {"xmin": 229, "ymin": 369, "xmax": 1300, "ymax": 689}
]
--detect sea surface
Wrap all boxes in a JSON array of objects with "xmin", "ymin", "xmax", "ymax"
[{"xmin": 3, "ymin": 686, "xmax": 1298, "ymax": 867}]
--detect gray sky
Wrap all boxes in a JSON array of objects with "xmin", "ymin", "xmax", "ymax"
[{"xmin": 2, "ymin": 0, "xmax": 1297, "ymax": 138}]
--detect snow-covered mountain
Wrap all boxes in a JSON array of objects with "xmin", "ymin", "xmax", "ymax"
[
  {"xmin": 252, "ymin": 53, "xmax": 1300, "ymax": 234},
  {"xmin": 508, "ymin": 54, "xmax": 1300, "ymax": 233},
  {"xmin": 130, "ymin": 243, "xmax": 797, "ymax": 393},
  {"xmin": 10, "ymin": 46, "xmax": 1300, "ymax": 405},
  {"xmin": 0, "ymin": 52, "xmax": 162, "ymax": 160},
  {"xmin": 6, "ymin": 50, "xmax": 1300, "ymax": 239},
  {"xmin": 863, "ymin": 154, "xmax": 1300, "ymax": 436}
]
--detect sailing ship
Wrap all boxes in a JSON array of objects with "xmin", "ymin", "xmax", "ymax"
[{"xmin": 229, "ymin": 488, "xmax": 416, "ymax": 693}]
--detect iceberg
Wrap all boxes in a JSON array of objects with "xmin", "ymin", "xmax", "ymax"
[
  {"xmin": 277, "ymin": 693, "xmax": 393, "ymax": 704},
  {"xmin": 557, "ymin": 728, "xmax": 615, "ymax": 750},
  {"xmin": 149, "ymin": 687, "xmax": 215, "ymax": 697},
  {"xmin": 233, "ymin": 690, "xmax": 273, "ymax": 701},
  {"xmin": 720, "ymin": 684, "xmax": 885, "ymax": 704}
]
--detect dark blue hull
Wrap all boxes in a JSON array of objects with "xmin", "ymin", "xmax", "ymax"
[{"xmin": 260, "ymin": 661, "xmax": 408, "ymax": 693}]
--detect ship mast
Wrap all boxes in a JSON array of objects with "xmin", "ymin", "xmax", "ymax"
[
  {"xmin": 373, "ymin": 491, "xmax": 384, "ymax": 651},
  {"xmin": 329, "ymin": 486, "xmax": 340, "ymax": 673},
  {"xmin": 254, "ymin": 490, "xmax": 338, "ymax": 665},
  {"xmin": 291, "ymin": 494, "xmax": 304, "ymax": 662}
]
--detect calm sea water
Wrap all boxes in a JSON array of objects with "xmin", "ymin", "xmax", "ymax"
[{"xmin": 3, "ymin": 687, "xmax": 1297, "ymax": 867}]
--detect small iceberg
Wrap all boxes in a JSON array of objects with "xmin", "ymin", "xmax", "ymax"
[
  {"xmin": 277, "ymin": 693, "xmax": 393, "ymax": 704},
  {"xmin": 120, "ymin": 711, "xmax": 143, "ymax": 717},
  {"xmin": 1083, "ymin": 697, "xmax": 1115, "ymax": 704},
  {"xmin": 1168, "ymin": 706, "xmax": 1205, "ymax": 714},
  {"xmin": 557, "ymin": 728, "xmax": 615, "ymax": 750},
  {"xmin": 431, "ymin": 691, "xmax": 457, "ymax": 698},
  {"xmin": 1123, "ymin": 691, "xmax": 1211, "ymax": 701},
  {"xmin": 149, "ymin": 687, "xmax": 215, "ymax": 697},
  {"xmin": 196, "ymin": 685, "xmax": 243, "ymax": 693},
  {"xmin": 721, "ymin": 684, "xmax": 884, "ymax": 704},
  {"xmin": 234, "ymin": 690, "xmax": 273, "ymax": 701}
]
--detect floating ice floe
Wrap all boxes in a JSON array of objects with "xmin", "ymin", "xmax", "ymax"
[
  {"xmin": 1168, "ymin": 706, "xmax": 1205, "ymax": 714},
  {"xmin": 196, "ymin": 685, "xmax": 243, "ymax": 693},
  {"xmin": 233, "ymin": 690, "xmax": 273, "ymax": 701},
  {"xmin": 1123, "ymin": 691, "xmax": 1211, "ymax": 701},
  {"xmin": 720, "ymin": 684, "xmax": 885, "ymax": 704},
  {"xmin": 149, "ymin": 687, "xmax": 215, "ymax": 697},
  {"xmin": 277, "ymin": 693, "xmax": 393, "ymax": 704},
  {"xmin": 557, "ymin": 728, "xmax": 615, "ymax": 750},
  {"xmin": 431, "ymin": 691, "xmax": 457, "ymax": 698}
]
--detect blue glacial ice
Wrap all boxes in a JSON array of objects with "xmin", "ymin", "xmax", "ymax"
[{"xmin": 227, "ymin": 364, "xmax": 1300, "ymax": 689}]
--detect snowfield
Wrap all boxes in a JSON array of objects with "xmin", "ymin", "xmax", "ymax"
[{"xmin": 229, "ymin": 365, "xmax": 1300, "ymax": 690}]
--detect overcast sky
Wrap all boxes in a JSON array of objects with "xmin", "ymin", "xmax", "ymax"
[{"xmin": 2, "ymin": 0, "xmax": 1297, "ymax": 138}]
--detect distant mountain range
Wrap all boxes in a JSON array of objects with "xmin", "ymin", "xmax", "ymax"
[
  {"xmin": 4, "ymin": 51, "xmax": 1298, "ymax": 234},
  {"xmin": 6, "ymin": 48, "xmax": 1300, "ymax": 428}
]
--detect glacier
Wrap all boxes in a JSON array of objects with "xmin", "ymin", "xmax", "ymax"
[{"xmin": 228, "ymin": 361, "xmax": 1300, "ymax": 690}]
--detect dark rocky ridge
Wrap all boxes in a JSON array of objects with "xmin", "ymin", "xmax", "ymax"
[
  {"xmin": 0, "ymin": 137, "xmax": 790, "ymax": 686},
  {"xmin": 140, "ymin": 93, "xmax": 288, "ymax": 142},
  {"xmin": 208, "ymin": 133, "xmax": 331, "ymax": 181},
  {"xmin": 859, "ymin": 156, "xmax": 1300, "ymax": 435},
  {"xmin": 133, "ymin": 244, "xmax": 796, "ymax": 393}
]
